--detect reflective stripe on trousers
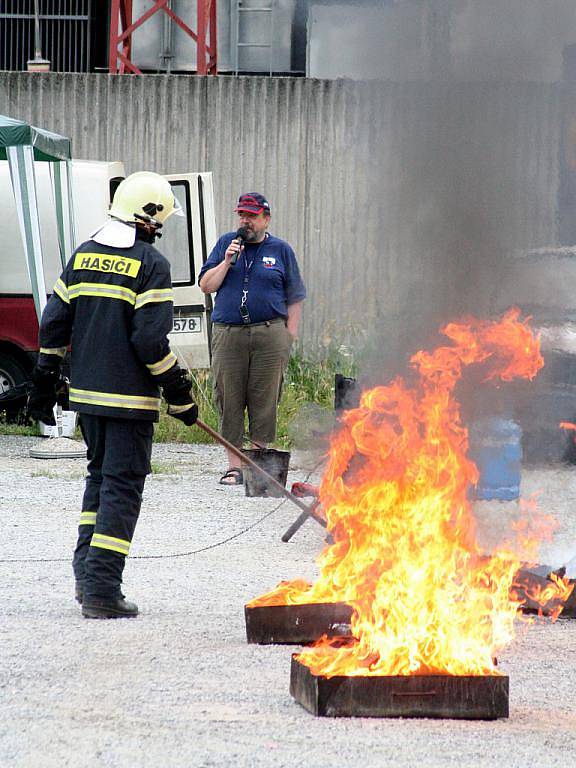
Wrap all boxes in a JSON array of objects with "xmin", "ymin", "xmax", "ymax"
[{"xmin": 73, "ymin": 414, "xmax": 153, "ymax": 599}]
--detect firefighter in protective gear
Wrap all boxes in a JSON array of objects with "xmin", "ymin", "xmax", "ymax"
[{"xmin": 28, "ymin": 171, "xmax": 198, "ymax": 619}]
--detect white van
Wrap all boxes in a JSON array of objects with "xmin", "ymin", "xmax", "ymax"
[{"xmin": 0, "ymin": 160, "xmax": 215, "ymax": 395}]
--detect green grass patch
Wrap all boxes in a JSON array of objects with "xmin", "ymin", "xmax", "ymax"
[
  {"xmin": 150, "ymin": 460, "xmax": 181, "ymax": 475},
  {"xmin": 153, "ymin": 368, "xmax": 220, "ymax": 444},
  {"xmin": 0, "ymin": 416, "xmax": 39, "ymax": 437}
]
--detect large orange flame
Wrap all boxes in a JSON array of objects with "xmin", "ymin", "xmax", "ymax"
[{"xmin": 249, "ymin": 310, "xmax": 574, "ymax": 676}]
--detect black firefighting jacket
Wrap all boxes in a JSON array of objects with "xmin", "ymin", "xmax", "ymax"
[{"xmin": 37, "ymin": 235, "xmax": 179, "ymax": 421}]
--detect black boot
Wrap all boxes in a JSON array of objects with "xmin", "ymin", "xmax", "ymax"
[
  {"xmin": 82, "ymin": 596, "xmax": 139, "ymax": 619},
  {"xmin": 75, "ymin": 583, "xmax": 126, "ymax": 605}
]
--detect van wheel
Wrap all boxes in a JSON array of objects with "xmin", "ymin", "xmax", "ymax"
[{"xmin": 0, "ymin": 352, "xmax": 31, "ymax": 423}]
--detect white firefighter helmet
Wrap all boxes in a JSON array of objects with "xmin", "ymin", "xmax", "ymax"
[{"xmin": 109, "ymin": 171, "xmax": 184, "ymax": 226}]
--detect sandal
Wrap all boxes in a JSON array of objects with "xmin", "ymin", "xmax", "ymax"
[{"xmin": 219, "ymin": 468, "xmax": 244, "ymax": 486}]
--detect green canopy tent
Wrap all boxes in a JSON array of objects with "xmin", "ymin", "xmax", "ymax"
[{"xmin": 0, "ymin": 115, "xmax": 76, "ymax": 320}]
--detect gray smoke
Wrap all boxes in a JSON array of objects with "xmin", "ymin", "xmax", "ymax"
[{"xmin": 321, "ymin": 0, "xmax": 576, "ymax": 464}]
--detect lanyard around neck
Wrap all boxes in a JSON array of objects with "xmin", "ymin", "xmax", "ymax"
[{"xmin": 242, "ymin": 235, "xmax": 267, "ymax": 282}]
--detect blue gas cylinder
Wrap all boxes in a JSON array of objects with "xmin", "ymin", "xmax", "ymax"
[{"xmin": 468, "ymin": 416, "xmax": 522, "ymax": 501}]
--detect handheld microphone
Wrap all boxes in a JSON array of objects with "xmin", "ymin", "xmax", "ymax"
[{"xmin": 230, "ymin": 227, "xmax": 250, "ymax": 265}]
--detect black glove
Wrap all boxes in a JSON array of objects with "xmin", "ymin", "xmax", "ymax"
[
  {"xmin": 162, "ymin": 368, "xmax": 198, "ymax": 426},
  {"xmin": 27, "ymin": 366, "xmax": 61, "ymax": 426},
  {"xmin": 167, "ymin": 400, "xmax": 199, "ymax": 426}
]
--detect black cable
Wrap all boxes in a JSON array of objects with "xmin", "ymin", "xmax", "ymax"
[
  {"xmin": 0, "ymin": 458, "xmax": 324, "ymax": 565},
  {"xmin": 133, "ymin": 496, "xmax": 288, "ymax": 560}
]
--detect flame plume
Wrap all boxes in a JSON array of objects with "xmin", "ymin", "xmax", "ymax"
[{"xmin": 250, "ymin": 310, "xmax": 573, "ymax": 676}]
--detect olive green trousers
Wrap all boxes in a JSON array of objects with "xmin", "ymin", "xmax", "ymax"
[{"xmin": 211, "ymin": 318, "xmax": 293, "ymax": 447}]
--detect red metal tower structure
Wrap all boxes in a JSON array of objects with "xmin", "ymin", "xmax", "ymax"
[{"xmin": 109, "ymin": 0, "xmax": 217, "ymax": 75}]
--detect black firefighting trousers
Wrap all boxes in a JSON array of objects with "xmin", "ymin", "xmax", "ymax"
[{"xmin": 72, "ymin": 414, "xmax": 153, "ymax": 599}]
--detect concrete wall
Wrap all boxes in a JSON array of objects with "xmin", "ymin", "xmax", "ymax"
[{"xmin": 0, "ymin": 72, "xmax": 564, "ymax": 358}]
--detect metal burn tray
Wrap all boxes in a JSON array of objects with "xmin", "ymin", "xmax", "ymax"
[
  {"xmin": 514, "ymin": 567, "xmax": 576, "ymax": 618},
  {"xmin": 290, "ymin": 655, "xmax": 509, "ymax": 719},
  {"xmin": 244, "ymin": 602, "xmax": 353, "ymax": 645}
]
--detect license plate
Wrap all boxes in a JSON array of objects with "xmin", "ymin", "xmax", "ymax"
[{"xmin": 172, "ymin": 315, "xmax": 202, "ymax": 334}]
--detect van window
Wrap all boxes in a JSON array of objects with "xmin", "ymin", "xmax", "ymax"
[
  {"xmin": 109, "ymin": 177, "xmax": 124, "ymax": 204},
  {"xmin": 162, "ymin": 180, "xmax": 194, "ymax": 285}
]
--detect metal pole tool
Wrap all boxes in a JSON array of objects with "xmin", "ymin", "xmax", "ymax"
[{"xmin": 194, "ymin": 418, "xmax": 326, "ymax": 539}]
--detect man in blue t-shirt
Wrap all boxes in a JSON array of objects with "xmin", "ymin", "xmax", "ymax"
[{"xmin": 199, "ymin": 193, "xmax": 306, "ymax": 485}]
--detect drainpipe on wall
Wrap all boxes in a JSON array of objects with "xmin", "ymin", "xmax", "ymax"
[
  {"xmin": 160, "ymin": 0, "xmax": 174, "ymax": 73},
  {"xmin": 558, "ymin": 44, "xmax": 576, "ymax": 245},
  {"xmin": 27, "ymin": 0, "xmax": 51, "ymax": 72}
]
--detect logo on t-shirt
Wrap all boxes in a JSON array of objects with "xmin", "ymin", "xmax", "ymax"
[{"xmin": 262, "ymin": 256, "xmax": 276, "ymax": 268}]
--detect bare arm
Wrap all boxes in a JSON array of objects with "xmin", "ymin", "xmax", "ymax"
[
  {"xmin": 199, "ymin": 240, "xmax": 243, "ymax": 294},
  {"xmin": 286, "ymin": 300, "xmax": 303, "ymax": 340}
]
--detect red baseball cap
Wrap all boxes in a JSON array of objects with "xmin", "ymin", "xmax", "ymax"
[{"xmin": 235, "ymin": 192, "xmax": 271, "ymax": 215}]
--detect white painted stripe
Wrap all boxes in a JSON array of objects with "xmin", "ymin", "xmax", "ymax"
[
  {"xmin": 22, "ymin": 145, "xmax": 47, "ymax": 317},
  {"xmin": 65, "ymin": 160, "xmax": 77, "ymax": 252},
  {"xmin": 7, "ymin": 145, "xmax": 47, "ymax": 319}
]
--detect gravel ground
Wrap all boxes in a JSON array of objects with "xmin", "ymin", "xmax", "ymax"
[{"xmin": 1, "ymin": 434, "xmax": 576, "ymax": 768}]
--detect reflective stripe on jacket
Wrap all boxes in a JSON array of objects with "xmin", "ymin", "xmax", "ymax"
[{"xmin": 38, "ymin": 236, "xmax": 176, "ymax": 421}]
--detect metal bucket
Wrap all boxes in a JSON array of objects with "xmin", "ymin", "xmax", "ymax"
[
  {"xmin": 334, "ymin": 374, "xmax": 357, "ymax": 412},
  {"xmin": 242, "ymin": 448, "xmax": 291, "ymax": 497},
  {"xmin": 468, "ymin": 416, "xmax": 522, "ymax": 501}
]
